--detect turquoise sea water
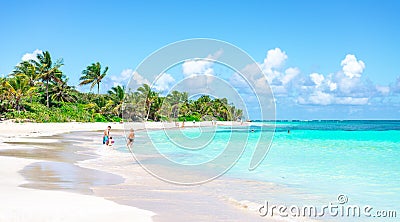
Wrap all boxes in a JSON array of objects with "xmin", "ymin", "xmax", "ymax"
[{"xmin": 115, "ymin": 120, "xmax": 400, "ymax": 212}]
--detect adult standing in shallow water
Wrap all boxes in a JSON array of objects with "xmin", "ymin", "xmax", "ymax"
[
  {"xmin": 103, "ymin": 126, "xmax": 111, "ymax": 145},
  {"xmin": 127, "ymin": 128, "xmax": 135, "ymax": 147}
]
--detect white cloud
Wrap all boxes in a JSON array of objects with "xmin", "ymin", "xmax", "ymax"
[
  {"xmin": 182, "ymin": 59, "xmax": 213, "ymax": 77},
  {"xmin": 112, "ymin": 69, "xmax": 175, "ymax": 92},
  {"xmin": 335, "ymin": 97, "xmax": 369, "ymax": 105},
  {"xmin": 120, "ymin": 69, "xmax": 134, "ymax": 80},
  {"xmin": 263, "ymin": 48, "xmax": 288, "ymax": 70},
  {"xmin": 132, "ymin": 71, "xmax": 150, "ymax": 86},
  {"xmin": 297, "ymin": 54, "xmax": 374, "ymax": 105},
  {"xmin": 298, "ymin": 92, "xmax": 369, "ymax": 106},
  {"xmin": 376, "ymin": 85, "xmax": 390, "ymax": 96},
  {"xmin": 231, "ymin": 49, "xmax": 398, "ymax": 118},
  {"xmin": 298, "ymin": 91, "xmax": 334, "ymax": 105},
  {"xmin": 309, "ymin": 73, "xmax": 324, "ymax": 86},
  {"xmin": 110, "ymin": 69, "xmax": 134, "ymax": 86},
  {"xmin": 335, "ymin": 72, "xmax": 363, "ymax": 95},
  {"xmin": 110, "ymin": 69, "xmax": 151, "ymax": 88},
  {"xmin": 181, "ymin": 50, "xmax": 222, "ymax": 77},
  {"xmin": 21, "ymin": 49, "xmax": 42, "ymax": 61},
  {"xmin": 153, "ymin": 73, "xmax": 175, "ymax": 92},
  {"xmin": 228, "ymin": 48, "xmax": 298, "ymax": 98},
  {"xmin": 179, "ymin": 50, "xmax": 224, "ymax": 90},
  {"xmin": 271, "ymin": 85, "xmax": 287, "ymax": 95},
  {"xmin": 327, "ymin": 79, "xmax": 337, "ymax": 91},
  {"xmin": 281, "ymin": 67, "xmax": 300, "ymax": 85},
  {"xmin": 340, "ymin": 54, "xmax": 365, "ymax": 78},
  {"xmin": 238, "ymin": 48, "xmax": 298, "ymax": 95},
  {"xmin": 261, "ymin": 48, "xmax": 289, "ymax": 84}
]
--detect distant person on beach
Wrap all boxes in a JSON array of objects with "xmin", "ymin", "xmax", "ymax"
[
  {"xmin": 193, "ymin": 120, "xmax": 195, "ymax": 126},
  {"xmin": 127, "ymin": 128, "xmax": 135, "ymax": 147},
  {"xmin": 103, "ymin": 126, "xmax": 111, "ymax": 145},
  {"xmin": 182, "ymin": 119, "xmax": 185, "ymax": 128},
  {"xmin": 108, "ymin": 137, "xmax": 115, "ymax": 146}
]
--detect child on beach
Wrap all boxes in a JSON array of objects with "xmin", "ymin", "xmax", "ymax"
[{"xmin": 108, "ymin": 137, "xmax": 115, "ymax": 146}]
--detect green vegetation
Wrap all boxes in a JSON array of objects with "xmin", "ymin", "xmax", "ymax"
[
  {"xmin": 79, "ymin": 62, "xmax": 108, "ymax": 95},
  {"xmin": 123, "ymin": 84, "xmax": 243, "ymax": 122},
  {"xmin": 0, "ymin": 50, "xmax": 243, "ymax": 123}
]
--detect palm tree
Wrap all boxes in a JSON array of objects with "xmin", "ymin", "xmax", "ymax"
[
  {"xmin": 0, "ymin": 77, "xmax": 7, "ymax": 98},
  {"xmin": 12, "ymin": 61, "xmax": 40, "ymax": 103},
  {"xmin": 123, "ymin": 91, "xmax": 146, "ymax": 121},
  {"xmin": 217, "ymin": 103, "xmax": 230, "ymax": 120},
  {"xmin": 31, "ymin": 51, "xmax": 64, "ymax": 107},
  {"xmin": 51, "ymin": 78, "xmax": 77, "ymax": 103},
  {"xmin": 137, "ymin": 84, "xmax": 157, "ymax": 121},
  {"xmin": 0, "ymin": 77, "xmax": 8, "ymax": 112},
  {"xmin": 179, "ymin": 101, "xmax": 191, "ymax": 118},
  {"xmin": 165, "ymin": 90, "xmax": 189, "ymax": 119},
  {"xmin": 108, "ymin": 85, "xmax": 125, "ymax": 101},
  {"xmin": 79, "ymin": 62, "xmax": 108, "ymax": 95},
  {"xmin": 3, "ymin": 76, "xmax": 32, "ymax": 111},
  {"xmin": 107, "ymin": 85, "xmax": 125, "ymax": 117},
  {"xmin": 151, "ymin": 96, "xmax": 164, "ymax": 121}
]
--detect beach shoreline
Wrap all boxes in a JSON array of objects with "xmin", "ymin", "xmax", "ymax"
[
  {"xmin": 0, "ymin": 121, "xmax": 276, "ymax": 222},
  {"xmin": 0, "ymin": 122, "xmax": 160, "ymax": 222}
]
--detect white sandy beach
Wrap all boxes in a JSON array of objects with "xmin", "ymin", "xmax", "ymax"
[
  {"xmin": 0, "ymin": 122, "xmax": 160, "ymax": 222},
  {"xmin": 0, "ymin": 156, "xmax": 155, "ymax": 222},
  {"xmin": 0, "ymin": 121, "xmax": 239, "ymax": 142}
]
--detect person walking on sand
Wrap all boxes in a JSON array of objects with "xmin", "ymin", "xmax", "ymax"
[
  {"xmin": 127, "ymin": 128, "xmax": 135, "ymax": 147},
  {"xmin": 103, "ymin": 126, "xmax": 111, "ymax": 145}
]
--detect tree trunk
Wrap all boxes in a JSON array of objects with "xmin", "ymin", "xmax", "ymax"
[
  {"xmin": 97, "ymin": 83, "xmax": 100, "ymax": 95},
  {"xmin": 145, "ymin": 102, "xmax": 151, "ymax": 121},
  {"xmin": 46, "ymin": 79, "xmax": 49, "ymax": 108}
]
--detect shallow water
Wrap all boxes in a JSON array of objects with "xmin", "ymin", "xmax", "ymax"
[
  {"xmin": 4, "ymin": 122, "xmax": 398, "ymax": 220},
  {"xmin": 113, "ymin": 120, "xmax": 400, "ymax": 219}
]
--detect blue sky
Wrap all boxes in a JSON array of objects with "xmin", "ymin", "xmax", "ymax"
[{"xmin": 1, "ymin": 0, "xmax": 399, "ymax": 119}]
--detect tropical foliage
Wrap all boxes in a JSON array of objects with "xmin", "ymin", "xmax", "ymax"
[
  {"xmin": 79, "ymin": 62, "xmax": 108, "ymax": 94},
  {"xmin": 0, "ymin": 51, "xmax": 243, "ymax": 122},
  {"xmin": 123, "ymin": 84, "xmax": 243, "ymax": 122}
]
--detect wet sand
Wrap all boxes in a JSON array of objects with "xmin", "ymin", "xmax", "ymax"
[
  {"xmin": 20, "ymin": 161, "xmax": 124, "ymax": 195},
  {"xmin": 1, "ymin": 131, "xmax": 125, "ymax": 195},
  {"xmin": 0, "ymin": 127, "xmax": 154, "ymax": 222}
]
